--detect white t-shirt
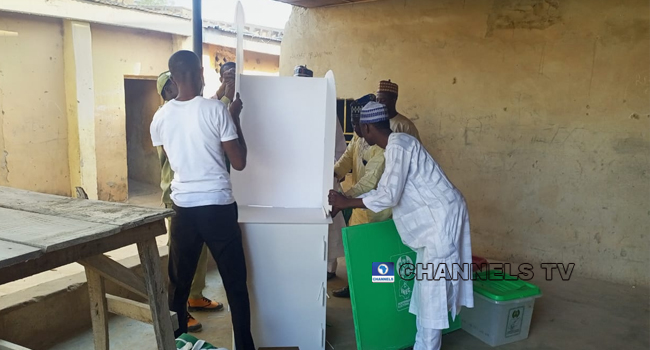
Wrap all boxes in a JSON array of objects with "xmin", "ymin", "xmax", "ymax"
[{"xmin": 150, "ymin": 96, "xmax": 239, "ymax": 207}]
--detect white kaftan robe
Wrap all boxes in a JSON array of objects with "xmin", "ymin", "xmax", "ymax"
[{"xmin": 361, "ymin": 133, "xmax": 474, "ymax": 330}]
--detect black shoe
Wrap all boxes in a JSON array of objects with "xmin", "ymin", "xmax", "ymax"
[
  {"xmin": 327, "ymin": 272, "xmax": 336, "ymax": 281},
  {"xmin": 333, "ymin": 285, "xmax": 350, "ymax": 298}
]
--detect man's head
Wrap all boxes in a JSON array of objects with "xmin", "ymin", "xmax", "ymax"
[
  {"xmin": 294, "ymin": 65, "xmax": 313, "ymax": 77},
  {"xmin": 359, "ymin": 101, "xmax": 392, "ymax": 147},
  {"xmin": 351, "ymin": 94, "xmax": 376, "ymax": 137},
  {"xmin": 157, "ymin": 71, "xmax": 178, "ymax": 101},
  {"xmin": 219, "ymin": 61, "xmax": 236, "ymax": 83},
  {"xmin": 168, "ymin": 50, "xmax": 203, "ymax": 96},
  {"xmin": 376, "ymin": 80, "xmax": 399, "ymax": 116}
]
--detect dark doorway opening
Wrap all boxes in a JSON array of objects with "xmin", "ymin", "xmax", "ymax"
[{"xmin": 124, "ymin": 78, "xmax": 162, "ymax": 204}]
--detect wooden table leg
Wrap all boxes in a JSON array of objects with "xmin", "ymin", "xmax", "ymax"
[
  {"xmin": 85, "ymin": 268, "xmax": 109, "ymax": 350},
  {"xmin": 137, "ymin": 238, "xmax": 176, "ymax": 350}
]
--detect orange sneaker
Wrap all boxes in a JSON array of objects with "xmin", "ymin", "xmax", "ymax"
[
  {"xmin": 188, "ymin": 297, "xmax": 224, "ymax": 312},
  {"xmin": 187, "ymin": 313, "xmax": 202, "ymax": 333}
]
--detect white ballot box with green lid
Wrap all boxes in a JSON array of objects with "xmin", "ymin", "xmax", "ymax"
[
  {"xmin": 230, "ymin": 73, "xmax": 338, "ymax": 350},
  {"xmin": 461, "ymin": 270, "xmax": 542, "ymax": 347}
]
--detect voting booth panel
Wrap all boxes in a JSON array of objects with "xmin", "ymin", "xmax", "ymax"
[
  {"xmin": 232, "ymin": 75, "xmax": 332, "ymax": 209},
  {"xmin": 232, "ymin": 74, "xmax": 336, "ymax": 350}
]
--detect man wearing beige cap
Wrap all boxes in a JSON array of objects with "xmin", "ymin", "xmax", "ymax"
[{"xmin": 376, "ymin": 80, "xmax": 421, "ymax": 141}]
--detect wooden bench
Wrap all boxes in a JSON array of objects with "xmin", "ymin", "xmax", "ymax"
[{"xmin": 0, "ymin": 186, "xmax": 176, "ymax": 349}]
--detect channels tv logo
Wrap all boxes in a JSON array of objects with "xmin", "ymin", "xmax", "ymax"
[{"xmin": 372, "ymin": 262, "xmax": 395, "ymax": 283}]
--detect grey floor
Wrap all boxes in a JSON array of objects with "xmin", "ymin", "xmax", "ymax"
[
  {"xmin": 53, "ymin": 182, "xmax": 650, "ymax": 349},
  {"xmin": 51, "ymin": 259, "xmax": 649, "ymax": 350}
]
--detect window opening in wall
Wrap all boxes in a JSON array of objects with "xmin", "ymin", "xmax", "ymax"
[{"xmin": 337, "ymin": 98, "xmax": 355, "ymax": 143}]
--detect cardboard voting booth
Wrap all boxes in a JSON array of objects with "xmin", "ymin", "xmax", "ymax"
[
  {"xmin": 230, "ymin": 73, "xmax": 337, "ymax": 350},
  {"xmin": 342, "ymin": 220, "xmax": 461, "ymax": 350}
]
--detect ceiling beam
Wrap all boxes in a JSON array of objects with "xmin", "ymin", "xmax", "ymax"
[{"xmin": 272, "ymin": 0, "xmax": 379, "ymax": 9}]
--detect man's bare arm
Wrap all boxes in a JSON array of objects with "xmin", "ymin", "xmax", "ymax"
[{"xmin": 222, "ymin": 93, "xmax": 247, "ymax": 171}]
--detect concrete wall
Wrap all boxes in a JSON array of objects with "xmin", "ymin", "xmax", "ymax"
[
  {"xmin": 0, "ymin": 13, "xmax": 70, "ymax": 196},
  {"xmin": 281, "ymin": 0, "xmax": 650, "ymax": 286},
  {"xmin": 91, "ymin": 24, "xmax": 173, "ymax": 201},
  {"xmin": 125, "ymin": 79, "xmax": 162, "ymax": 186},
  {"xmin": 0, "ymin": 13, "xmax": 280, "ymax": 201}
]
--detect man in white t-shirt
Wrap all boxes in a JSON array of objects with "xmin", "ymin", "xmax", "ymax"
[{"xmin": 150, "ymin": 50, "xmax": 254, "ymax": 349}]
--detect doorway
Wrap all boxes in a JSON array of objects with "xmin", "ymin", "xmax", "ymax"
[{"xmin": 124, "ymin": 78, "xmax": 162, "ymax": 205}]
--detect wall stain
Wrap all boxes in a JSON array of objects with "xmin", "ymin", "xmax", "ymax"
[
  {"xmin": 0, "ymin": 86, "xmax": 7, "ymax": 183},
  {"xmin": 613, "ymin": 137, "xmax": 649, "ymax": 154},
  {"xmin": 464, "ymin": 119, "xmax": 483, "ymax": 146},
  {"xmin": 485, "ymin": 0, "xmax": 561, "ymax": 37},
  {"xmin": 0, "ymin": 150, "xmax": 8, "ymax": 183}
]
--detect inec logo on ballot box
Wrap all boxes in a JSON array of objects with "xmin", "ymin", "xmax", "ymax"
[{"xmin": 372, "ymin": 262, "xmax": 395, "ymax": 283}]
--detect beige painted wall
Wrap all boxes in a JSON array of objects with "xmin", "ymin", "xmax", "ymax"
[
  {"xmin": 91, "ymin": 24, "xmax": 172, "ymax": 201},
  {"xmin": 281, "ymin": 0, "xmax": 650, "ymax": 286},
  {"xmin": 203, "ymin": 44, "xmax": 280, "ymax": 97},
  {"xmin": 0, "ymin": 13, "xmax": 70, "ymax": 195}
]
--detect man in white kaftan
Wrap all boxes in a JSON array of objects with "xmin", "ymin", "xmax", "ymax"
[{"xmin": 329, "ymin": 102, "xmax": 473, "ymax": 350}]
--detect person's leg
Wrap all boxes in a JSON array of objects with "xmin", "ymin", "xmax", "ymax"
[
  {"xmin": 413, "ymin": 317, "xmax": 442, "ymax": 350},
  {"xmin": 327, "ymin": 258, "xmax": 338, "ymax": 274},
  {"xmin": 334, "ymin": 210, "xmax": 367, "ymax": 297},
  {"xmin": 168, "ymin": 205, "xmax": 204, "ymax": 337},
  {"xmin": 327, "ymin": 213, "xmax": 345, "ymax": 280},
  {"xmin": 187, "ymin": 244, "xmax": 224, "ymax": 311},
  {"xmin": 197, "ymin": 203, "xmax": 255, "ymax": 350},
  {"xmin": 189, "ymin": 244, "xmax": 208, "ymax": 299}
]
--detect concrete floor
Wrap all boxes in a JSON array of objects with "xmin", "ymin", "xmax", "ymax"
[
  {"xmin": 50, "ymin": 259, "xmax": 649, "ymax": 350},
  {"xmin": 50, "ymin": 181, "xmax": 650, "ymax": 349}
]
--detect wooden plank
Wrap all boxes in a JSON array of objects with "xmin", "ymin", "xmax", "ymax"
[
  {"xmin": 106, "ymin": 294, "xmax": 179, "ymax": 331},
  {"xmin": 0, "ymin": 240, "xmax": 42, "ymax": 269},
  {"xmin": 0, "ymin": 207, "xmax": 120, "ymax": 252},
  {"xmin": 0, "ymin": 221, "xmax": 165, "ymax": 285},
  {"xmin": 79, "ymin": 254, "xmax": 148, "ymax": 299},
  {"xmin": 0, "ymin": 340, "xmax": 31, "ymax": 350},
  {"xmin": 0, "ymin": 186, "xmax": 173, "ymax": 230},
  {"xmin": 137, "ymin": 238, "xmax": 176, "ymax": 350},
  {"xmin": 85, "ymin": 268, "xmax": 109, "ymax": 350}
]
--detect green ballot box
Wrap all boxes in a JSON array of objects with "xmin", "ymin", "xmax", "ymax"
[{"xmin": 342, "ymin": 219, "xmax": 461, "ymax": 350}]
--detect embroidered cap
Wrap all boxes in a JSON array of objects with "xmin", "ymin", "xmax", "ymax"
[
  {"xmin": 359, "ymin": 101, "xmax": 389, "ymax": 124},
  {"xmin": 351, "ymin": 94, "xmax": 377, "ymax": 119},
  {"xmin": 377, "ymin": 80, "xmax": 399, "ymax": 95}
]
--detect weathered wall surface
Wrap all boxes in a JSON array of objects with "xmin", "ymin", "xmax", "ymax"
[
  {"xmin": 281, "ymin": 0, "xmax": 650, "ymax": 285},
  {"xmin": 0, "ymin": 13, "xmax": 70, "ymax": 195},
  {"xmin": 91, "ymin": 24, "xmax": 172, "ymax": 201}
]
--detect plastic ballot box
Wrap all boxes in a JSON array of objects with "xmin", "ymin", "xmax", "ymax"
[{"xmin": 342, "ymin": 219, "xmax": 461, "ymax": 350}]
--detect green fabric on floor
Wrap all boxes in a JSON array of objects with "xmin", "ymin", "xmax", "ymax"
[{"xmin": 175, "ymin": 333, "xmax": 225, "ymax": 350}]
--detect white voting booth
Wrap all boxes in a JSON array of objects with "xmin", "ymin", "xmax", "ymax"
[{"xmin": 230, "ymin": 72, "xmax": 337, "ymax": 349}]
